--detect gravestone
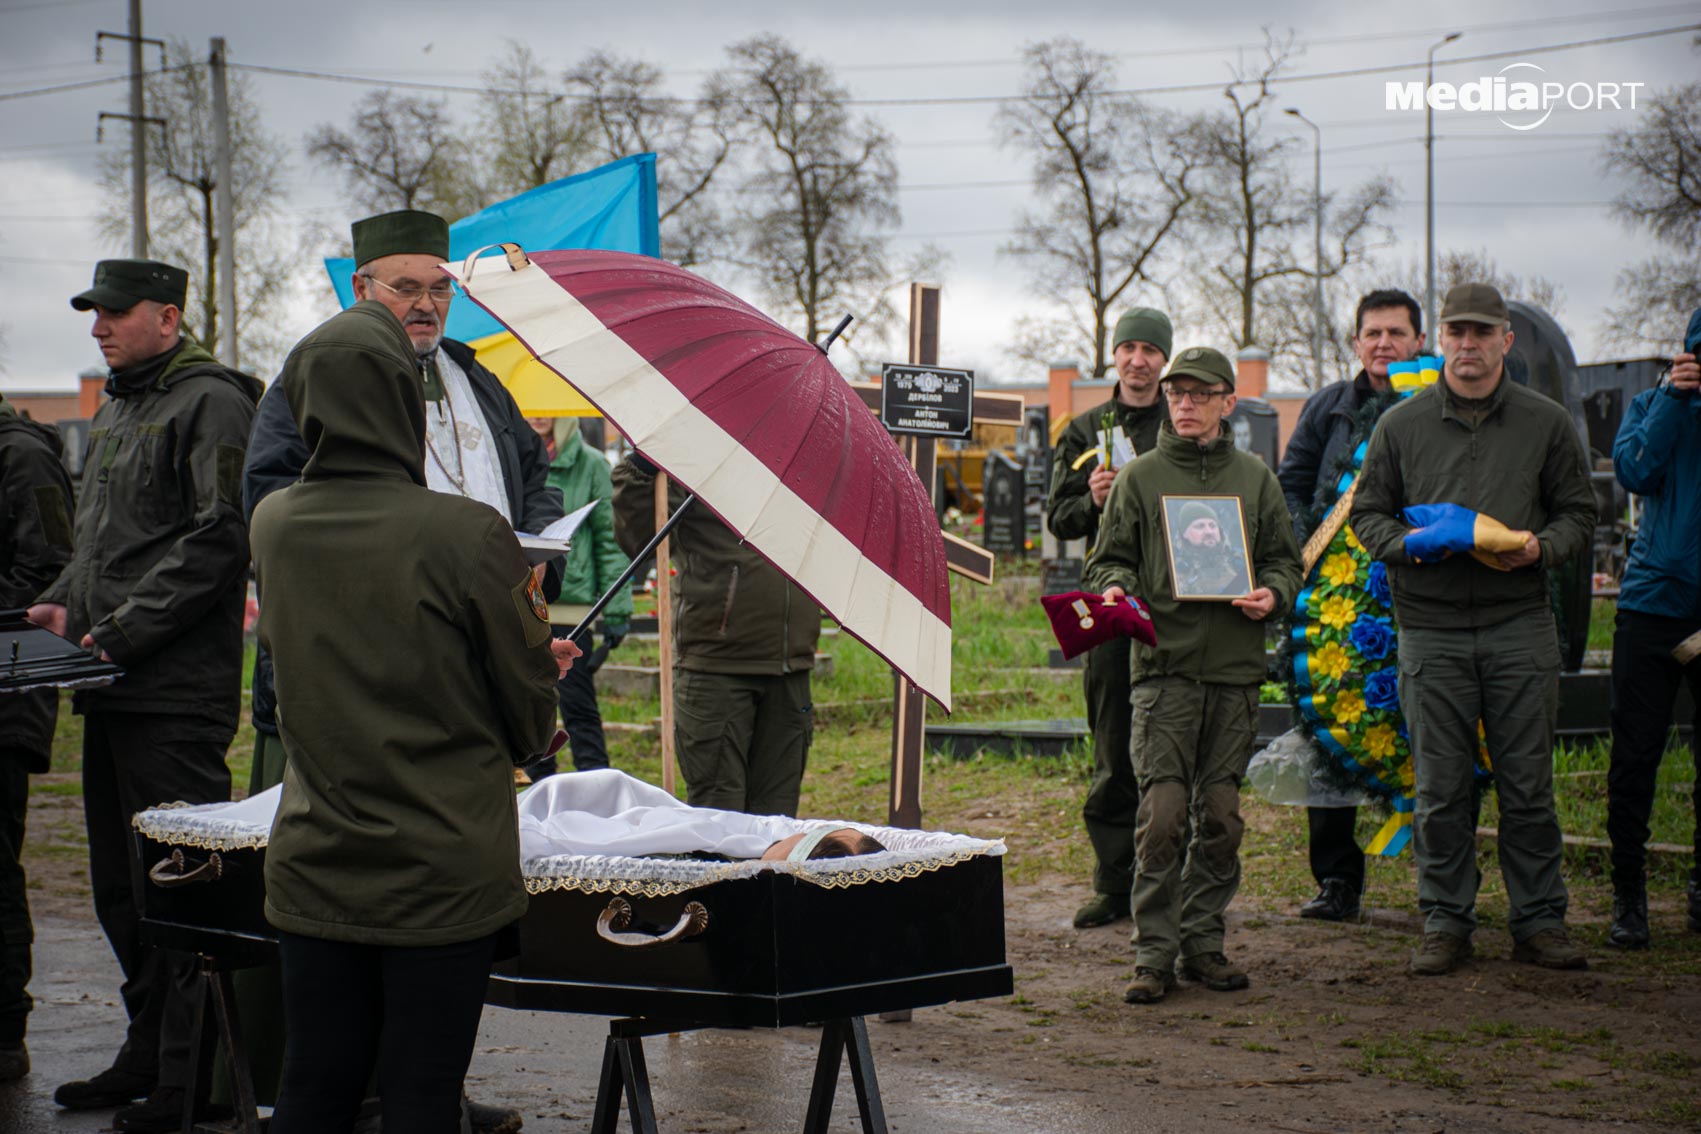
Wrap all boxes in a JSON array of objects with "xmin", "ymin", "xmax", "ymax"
[{"xmin": 981, "ymin": 451, "xmax": 1025, "ymax": 555}]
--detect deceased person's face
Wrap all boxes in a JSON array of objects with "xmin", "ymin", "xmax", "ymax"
[{"xmin": 1183, "ymin": 517, "xmax": 1222, "ymax": 547}]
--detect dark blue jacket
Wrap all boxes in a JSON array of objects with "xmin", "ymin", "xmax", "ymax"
[
  {"xmin": 1613, "ymin": 384, "xmax": 1701, "ymax": 620},
  {"xmin": 1277, "ymin": 370, "xmax": 1377, "ymax": 543}
]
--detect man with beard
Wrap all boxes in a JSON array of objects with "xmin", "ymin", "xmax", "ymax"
[
  {"xmin": 29, "ymin": 259, "xmax": 259, "ymax": 1131},
  {"xmin": 1046, "ymin": 306, "xmax": 1171, "ymax": 929},
  {"xmin": 1169, "ymin": 501, "xmax": 1248, "ymax": 597},
  {"xmin": 242, "ymin": 210, "xmax": 560, "ymax": 1134},
  {"xmin": 1276, "ymin": 289, "xmax": 1424, "ymax": 923}
]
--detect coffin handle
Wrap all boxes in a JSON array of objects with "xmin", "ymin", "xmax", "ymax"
[
  {"xmin": 148, "ymin": 848, "xmax": 223, "ymax": 888},
  {"xmin": 595, "ymin": 897, "xmax": 709, "ymax": 949}
]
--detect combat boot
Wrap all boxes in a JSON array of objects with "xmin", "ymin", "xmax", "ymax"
[
  {"xmin": 1179, "ymin": 951, "xmax": 1250, "ymax": 991},
  {"xmin": 1608, "ymin": 879, "xmax": 1650, "ymax": 950},
  {"xmin": 0, "ymin": 1042, "xmax": 27, "ymax": 1082},
  {"xmin": 1072, "ymin": 892, "xmax": 1130, "ymax": 929},
  {"xmin": 1299, "ymin": 878, "xmax": 1361, "ymax": 922},
  {"xmin": 1512, "ymin": 926, "xmax": 1588, "ymax": 970},
  {"xmin": 1409, "ymin": 931, "xmax": 1472, "ymax": 976},
  {"xmin": 1122, "ymin": 966, "xmax": 1176, "ymax": 1004}
]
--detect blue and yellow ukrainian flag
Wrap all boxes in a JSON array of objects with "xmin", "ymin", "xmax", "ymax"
[{"xmin": 324, "ymin": 153, "xmax": 661, "ymax": 416}]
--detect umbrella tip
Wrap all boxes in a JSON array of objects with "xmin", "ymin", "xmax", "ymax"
[{"xmin": 817, "ymin": 313, "xmax": 855, "ymax": 354}]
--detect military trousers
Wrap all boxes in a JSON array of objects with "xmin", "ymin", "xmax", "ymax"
[
  {"xmin": 1400, "ymin": 617, "xmax": 1568, "ymax": 940},
  {"xmin": 674, "ymin": 669, "xmax": 813, "ymax": 816},
  {"xmin": 82, "ymin": 711, "xmax": 232, "ymax": 1087},
  {"xmin": 0, "ymin": 750, "xmax": 31, "ymax": 1045},
  {"xmin": 1128, "ymin": 677, "xmax": 1259, "ymax": 970},
  {"xmin": 1082, "ymin": 636, "xmax": 1138, "ymax": 897}
]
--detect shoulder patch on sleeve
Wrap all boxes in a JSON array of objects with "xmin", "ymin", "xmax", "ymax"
[
  {"xmin": 34, "ymin": 484, "xmax": 73, "ymax": 550},
  {"xmin": 217, "ymin": 443, "xmax": 244, "ymax": 509},
  {"xmin": 512, "ymin": 570, "xmax": 552, "ymax": 647}
]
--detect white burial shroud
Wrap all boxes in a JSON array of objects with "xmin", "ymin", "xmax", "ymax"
[{"xmin": 133, "ymin": 769, "xmax": 1005, "ymax": 898}]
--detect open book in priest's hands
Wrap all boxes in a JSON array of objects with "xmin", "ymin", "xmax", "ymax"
[{"xmin": 515, "ymin": 499, "xmax": 600, "ymax": 566}]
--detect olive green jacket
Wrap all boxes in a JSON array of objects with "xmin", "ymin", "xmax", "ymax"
[
  {"xmin": 610, "ymin": 457, "xmax": 819, "ymax": 676},
  {"xmin": 1348, "ymin": 374, "xmax": 1595, "ymax": 630},
  {"xmin": 0, "ymin": 395, "xmax": 74, "ymax": 768},
  {"xmin": 36, "ymin": 338, "xmax": 260, "ymax": 728},
  {"xmin": 253, "ymin": 301, "xmax": 558, "ymax": 947},
  {"xmin": 1084, "ymin": 425, "xmax": 1302, "ymax": 687},
  {"xmin": 1046, "ymin": 394, "xmax": 1166, "ymax": 546}
]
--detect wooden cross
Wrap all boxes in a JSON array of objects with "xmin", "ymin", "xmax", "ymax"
[{"xmin": 849, "ymin": 284, "xmax": 1025, "ymax": 830}]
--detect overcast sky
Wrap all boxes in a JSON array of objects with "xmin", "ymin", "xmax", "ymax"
[{"xmin": 2, "ymin": 0, "xmax": 1696, "ymax": 394}]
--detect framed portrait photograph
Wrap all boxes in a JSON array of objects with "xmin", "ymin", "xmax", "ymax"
[{"xmin": 1161, "ymin": 495, "xmax": 1254, "ymax": 601}]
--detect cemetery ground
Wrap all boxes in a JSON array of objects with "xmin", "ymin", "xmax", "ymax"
[{"xmin": 17, "ymin": 571, "xmax": 1701, "ymax": 1133}]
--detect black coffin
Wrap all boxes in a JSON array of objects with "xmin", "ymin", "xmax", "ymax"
[
  {"xmin": 490, "ymin": 854, "xmax": 1013, "ymax": 1027},
  {"xmin": 133, "ymin": 832, "xmax": 276, "ymax": 965}
]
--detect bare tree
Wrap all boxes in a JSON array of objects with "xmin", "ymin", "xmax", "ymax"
[
  {"xmin": 566, "ymin": 49, "xmax": 736, "ymax": 267},
  {"xmin": 1599, "ymin": 82, "xmax": 1701, "ymax": 353},
  {"xmin": 996, "ymin": 38, "xmax": 1210, "ymax": 377},
  {"xmin": 96, "ymin": 39, "xmax": 294, "ymax": 369},
  {"xmin": 477, "ymin": 41, "xmax": 594, "ymax": 200},
  {"xmin": 715, "ymin": 35, "xmax": 901, "ymax": 345},
  {"xmin": 1187, "ymin": 32, "xmax": 1396, "ymax": 388},
  {"xmin": 306, "ymin": 90, "xmax": 477, "ymax": 220}
]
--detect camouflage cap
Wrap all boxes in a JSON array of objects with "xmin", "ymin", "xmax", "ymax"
[{"xmin": 70, "ymin": 259, "xmax": 189, "ymax": 312}]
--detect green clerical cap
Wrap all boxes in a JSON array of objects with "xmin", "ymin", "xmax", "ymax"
[
  {"xmin": 351, "ymin": 209, "xmax": 450, "ymax": 267},
  {"xmin": 1111, "ymin": 307, "xmax": 1173, "ymax": 360},
  {"xmin": 70, "ymin": 259, "xmax": 188, "ymax": 312}
]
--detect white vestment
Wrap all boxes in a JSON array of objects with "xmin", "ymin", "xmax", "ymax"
[{"xmin": 422, "ymin": 347, "xmax": 511, "ymax": 523}]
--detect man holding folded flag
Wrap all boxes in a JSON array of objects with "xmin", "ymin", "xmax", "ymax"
[{"xmin": 1350, "ymin": 282, "xmax": 1597, "ymax": 977}]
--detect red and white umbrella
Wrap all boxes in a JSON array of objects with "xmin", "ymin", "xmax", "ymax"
[{"xmin": 447, "ymin": 246, "xmax": 953, "ymax": 710}]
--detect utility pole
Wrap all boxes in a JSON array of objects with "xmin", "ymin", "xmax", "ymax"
[
  {"xmin": 96, "ymin": 0, "xmax": 164, "ymax": 259},
  {"xmin": 1286, "ymin": 108, "xmax": 1324, "ymax": 390},
  {"xmin": 1425, "ymin": 32, "xmax": 1463, "ymax": 341},
  {"xmin": 210, "ymin": 37, "xmax": 238, "ymax": 367}
]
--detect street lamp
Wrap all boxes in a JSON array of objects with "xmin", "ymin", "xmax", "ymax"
[
  {"xmin": 1286, "ymin": 107, "xmax": 1323, "ymax": 390},
  {"xmin": 1426, "ymin": 32, "xmax": 1463, "ymax": 341}
]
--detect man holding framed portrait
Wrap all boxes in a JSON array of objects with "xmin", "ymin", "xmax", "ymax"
[{"xmin": 1085, "ymin": 346, "xmax": 1302, "ymax": 1005}]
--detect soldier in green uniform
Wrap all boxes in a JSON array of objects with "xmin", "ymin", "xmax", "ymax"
[
  {"xmin": 252, "ymin": 298, "xmax": 569, "ymax": 1133},
  {"xmin": 0, "ymin": 392, "xmax": 75, "ymax": 1083},
  {"xmin": 1046, "ymin": 307, "xmax": 1171, "ymax": 928},
  {"xmin": 1168, "ymin": 500, "xmax": 1249, "ymax": 597},
  {"xmin": 611, "ymin": 456, "xmax": 820, "ymax": 816},
  {"xmin": 29, "ymin": 259, "xmax": 260, "ymax": 1129},
  {"xmin": 1085, "ymin": 346, "xmax": 1302, "ymax": 1004}
]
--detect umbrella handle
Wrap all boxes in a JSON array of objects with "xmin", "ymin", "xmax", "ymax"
[
  {"xmin": 569, "ymin": 493, "xmax": 697, "ymax": 641},
  {"xmin": 459, "ymin": 241, "xmax": 532, "ymax": 285}
]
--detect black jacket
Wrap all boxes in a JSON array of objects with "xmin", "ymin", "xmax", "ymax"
[
  {"xmin": 1045, "ymin": 394, "xmax": 1166, "ymax": 547},
  {"xmin": 0, "ymin": 396, "xmax": 75, "ymax": 767},
  {"xmin": 243, "ymin": 336, "xmax": 564, "ymax": 733},
  {"xmin": 1276, "ymin": 370, "xmax": 1378, "ymax": 543},
  {"xmin": 37, "ymin": 339, "xmax": 261, "ymax": 729}
]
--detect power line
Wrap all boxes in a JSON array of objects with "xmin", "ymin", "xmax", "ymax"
[
  {"xmin": 0, "ymin": 62, "xmax": 192, "ymax": 102},
  {"xmin": 222, "ymin": 22, "xmax": 1699, "ymax": 109}
]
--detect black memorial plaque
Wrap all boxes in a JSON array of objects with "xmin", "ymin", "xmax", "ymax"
[
  {"xmin": 880, "ymin": 364, "xmax": 975, "ymax": 438},
  {"xmin": 981, "ymin": 451, "xmax": 1025, "ymax": 555},
  {"xmin": 1041, "ymin": 557, "xmax": 1083, "ymax": 596}
]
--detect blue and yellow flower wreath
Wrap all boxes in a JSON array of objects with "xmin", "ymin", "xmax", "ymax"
[{"xmin": 1282, "ymin": 358, "xmax": 1492, "ymax": 856}]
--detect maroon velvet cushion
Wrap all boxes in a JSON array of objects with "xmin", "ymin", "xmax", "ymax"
[{"xmin": 1040, "ymin": 590, "xmax": 1157, "ymax": 660}]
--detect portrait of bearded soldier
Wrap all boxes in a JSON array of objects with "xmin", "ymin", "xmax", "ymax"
[{"xmin": 1169, "ymin": 500, "xmax": 1250, "ymax": 598}]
